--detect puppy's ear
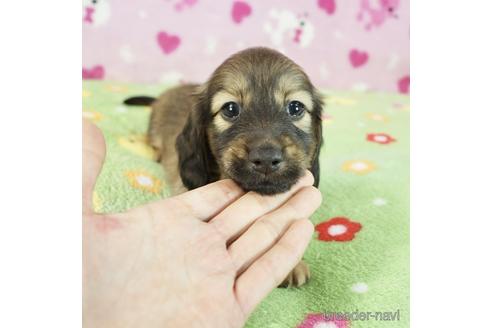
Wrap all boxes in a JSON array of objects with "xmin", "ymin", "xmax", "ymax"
[
  {"xmin": 310, "ymin": 90, "xmax": 324, "ymax": 188},
  {"xmin": 176, "ymin": 86, "xmax": 218, "ymax": 190}
]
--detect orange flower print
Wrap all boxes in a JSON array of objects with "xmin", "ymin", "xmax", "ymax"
[
  {"xmin": 125, "ymin": 170, "xmax": 162, "ymax": 193},
  {"xmin": 366, "ymin": 112, "xmax": 389, "ymax": 122},
  {"xmin": 342, "ymin": 160, "xmax": 375, "ymax": 175},
  {"xmin": 326, "ymin": 96, "xmax": 357, "ymax": 106},
  {"xmin": 106, "ymin": 84, "xmax": 129, "ymax": 93},
  {"xmin": 82, "ymin": 89, "xmax": 91, "ymax": 98},
  {"xmin": 92, "ymin": 191, "xmax": 103, "ymax": 213},
  {"xmin": 118, "ymin": 135, "xmax": 156, "ymax": 159},
  {"xmin": 82, "ymin": 110, "xmax": 103, "ymax": 122},
  {"xmin": 393, "ymin": 102, "xmax": 410, "ymax": 112}
]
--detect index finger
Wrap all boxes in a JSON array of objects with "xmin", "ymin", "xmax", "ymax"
[
  {"xmin": 147, "ymin": 179, "xmax": 245, "ymax": 221},
  {"xmin": 211, "ymin": 171, "xmax": 314, "ymax": 241}
]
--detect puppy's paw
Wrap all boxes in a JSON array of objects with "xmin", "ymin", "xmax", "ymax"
[{"xmin": 279, "ymin": 260, "xmax": 310, "ymax": 288}]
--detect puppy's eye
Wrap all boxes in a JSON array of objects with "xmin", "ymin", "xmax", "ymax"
[
  {"xmin": 221, "ymin": 102, "xmax": 241, "ymax": 120},
  {"xmin": 287, "ymin": 101, "xmax": 305, "ymax": 118}
]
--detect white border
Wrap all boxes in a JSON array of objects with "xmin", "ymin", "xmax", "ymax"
[
  {"xmin": 412, "ymin": 0, "xmax": 492, "ymax": 326},
  {"xmin": 0, "ymin": 1, "xmax": 81, "ymax": 327},
  {"xmin": 1, "ymin": 0, "xmax": 492, "ymax": 326}
]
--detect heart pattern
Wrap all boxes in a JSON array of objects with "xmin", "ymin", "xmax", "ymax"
[
  {"xmin": 318, "ymin": 0, "xmax": 336, "ymax": 15},
  {"xmin": 157, "ymin": 32, "xmax": 181, "ymax": 55},
  {"xmin": 82, "ymin": 65, "xmax": 105, "ymax": 80},
  {"xmin": 83, "ymin": 2, "xmax": 409, "ymax": 92},
  {"xmin": 398, "ymin": 75, "xmax": 410, "ymax": 94},
  {"xmin": 231, "ymin": 1, "xmax": 252, "ymax": 24},
  {"xmin": 349, "ymin": 49, "xmax": 369, "ymax": 68}
]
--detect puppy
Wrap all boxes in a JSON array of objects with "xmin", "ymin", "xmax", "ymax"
[{"xmin": 124, "ymin": 47, "xmax": 323, "ymax": 287}]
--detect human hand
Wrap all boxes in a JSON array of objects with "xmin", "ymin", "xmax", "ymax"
[{"xmin": 83, "ymin": 120, "xmax": 322, "ymax": 328}]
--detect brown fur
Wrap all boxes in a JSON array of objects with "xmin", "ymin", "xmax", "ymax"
[{"xmin": 148, "ymin": 84, "xmax": 200, "ymax": 193}]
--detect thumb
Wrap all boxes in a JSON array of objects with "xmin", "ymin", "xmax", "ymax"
[{"xmin": 82, "ymin": 119, "xmax": 106, "ymax": 215}]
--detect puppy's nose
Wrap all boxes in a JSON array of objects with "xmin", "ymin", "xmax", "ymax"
[{"xmin": 248, "ymin": 145, "xmax": 283, "ymax": 174}]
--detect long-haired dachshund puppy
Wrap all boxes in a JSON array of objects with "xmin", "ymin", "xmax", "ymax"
[{"xmin": 124, "ymin": 47, "xmax": 323, "ymax": 287}]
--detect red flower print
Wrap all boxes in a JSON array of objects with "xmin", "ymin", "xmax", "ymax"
[
  {"xmin": 366, "ymin": 133, "xmax": 396, "ymax": 144},
  {"xmin": 298, "ymin": 313, "xmax": 350, "ymax": 328},
  {"xmin": 315, "ymin": 217, "xmax": 362, "ymax": 242}
]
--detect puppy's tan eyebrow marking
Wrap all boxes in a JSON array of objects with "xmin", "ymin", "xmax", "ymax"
[
  {"xmin": 275, "ymin": 72, "xmax": 313, "ymax": 111},
  {"xmin": 211, "ymin": 90, "xmax": 238, "ymax": 115}
]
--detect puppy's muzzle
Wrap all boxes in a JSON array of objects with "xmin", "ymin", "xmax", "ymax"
[{"xmin": 248, "ymin": 142, "xmax": 284, "ymax": 175}]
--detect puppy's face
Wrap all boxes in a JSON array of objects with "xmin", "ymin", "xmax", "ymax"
[{"xmin": 200, "ymin": 48, "xmax": 323, "ymax": 195}]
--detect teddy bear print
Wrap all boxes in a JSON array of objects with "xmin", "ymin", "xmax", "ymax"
[
  {"xmin": 357, "ymin": 0, "xmax": 399, "ymax": 30},
  {"xmin": 82, "ymin": 0, "xmax": 111, "ymax": 27},
  {"xmin": 264, "ymin": 9, "xmax": 314, "ymax": 51}
]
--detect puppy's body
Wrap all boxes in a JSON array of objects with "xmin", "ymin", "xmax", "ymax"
[
  {"xmin": 125, "ymin": 47, "xmax": 323, "ymax": 287},
  {"xmin": 148, "ymin": 84, "xmax": 200, "ymax": 194}
]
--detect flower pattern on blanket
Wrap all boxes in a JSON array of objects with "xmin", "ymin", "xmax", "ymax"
[
  {"xmin": 82, "ymin": 110, "xmax": 103, "ymax": 122},
  {"xmin": 118, "ymin": 135, "xmax": 156, "ymax": 159},
  {"xmin": 125, "ymin": 170, "xmax": 162, "ymax": 193},
  {"xmin": 366, "ymin": 133, "xmax": 396, "ymax": 144},
  {"xmin": 366, "ymin": 112, "xmax": 390, "ymax": 122},
  {"xmin": 297, "ymin": 313, "xmax": 350, "ymax": 328},
  {"xmin": 315, "ymin": 217, "xmax": 362, "ymax": 242},
  {"xmin": 83, "ymin": 81, "xmax": 410, "ymax": 328},
  {"xmin": 342, "ymin": 160, "xmax": 376, "ymax": 175}
]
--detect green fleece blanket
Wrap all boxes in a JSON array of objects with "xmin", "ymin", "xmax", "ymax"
[{"xmin": 83, "ymin": 81, "xmax": 409, "ymax": 328}]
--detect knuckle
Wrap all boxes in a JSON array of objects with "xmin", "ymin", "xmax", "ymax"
[
  {"xmin": 257, "ymin": 218, "xmax": 281, "ymax": 241},
  {"xmin": 282, "ymin": 201, "xmax": 303, "ymax": 219},
  {"xmin": 210, "ymin": 219, "xmax": 227, "ymax": 240},
  {"xmin": 277, "ymin": 238, "xmax": 298, "ymax": 259},
  {"xmin": 259, "ymin": 256, "xmax": 284, "ymax": 286}
]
